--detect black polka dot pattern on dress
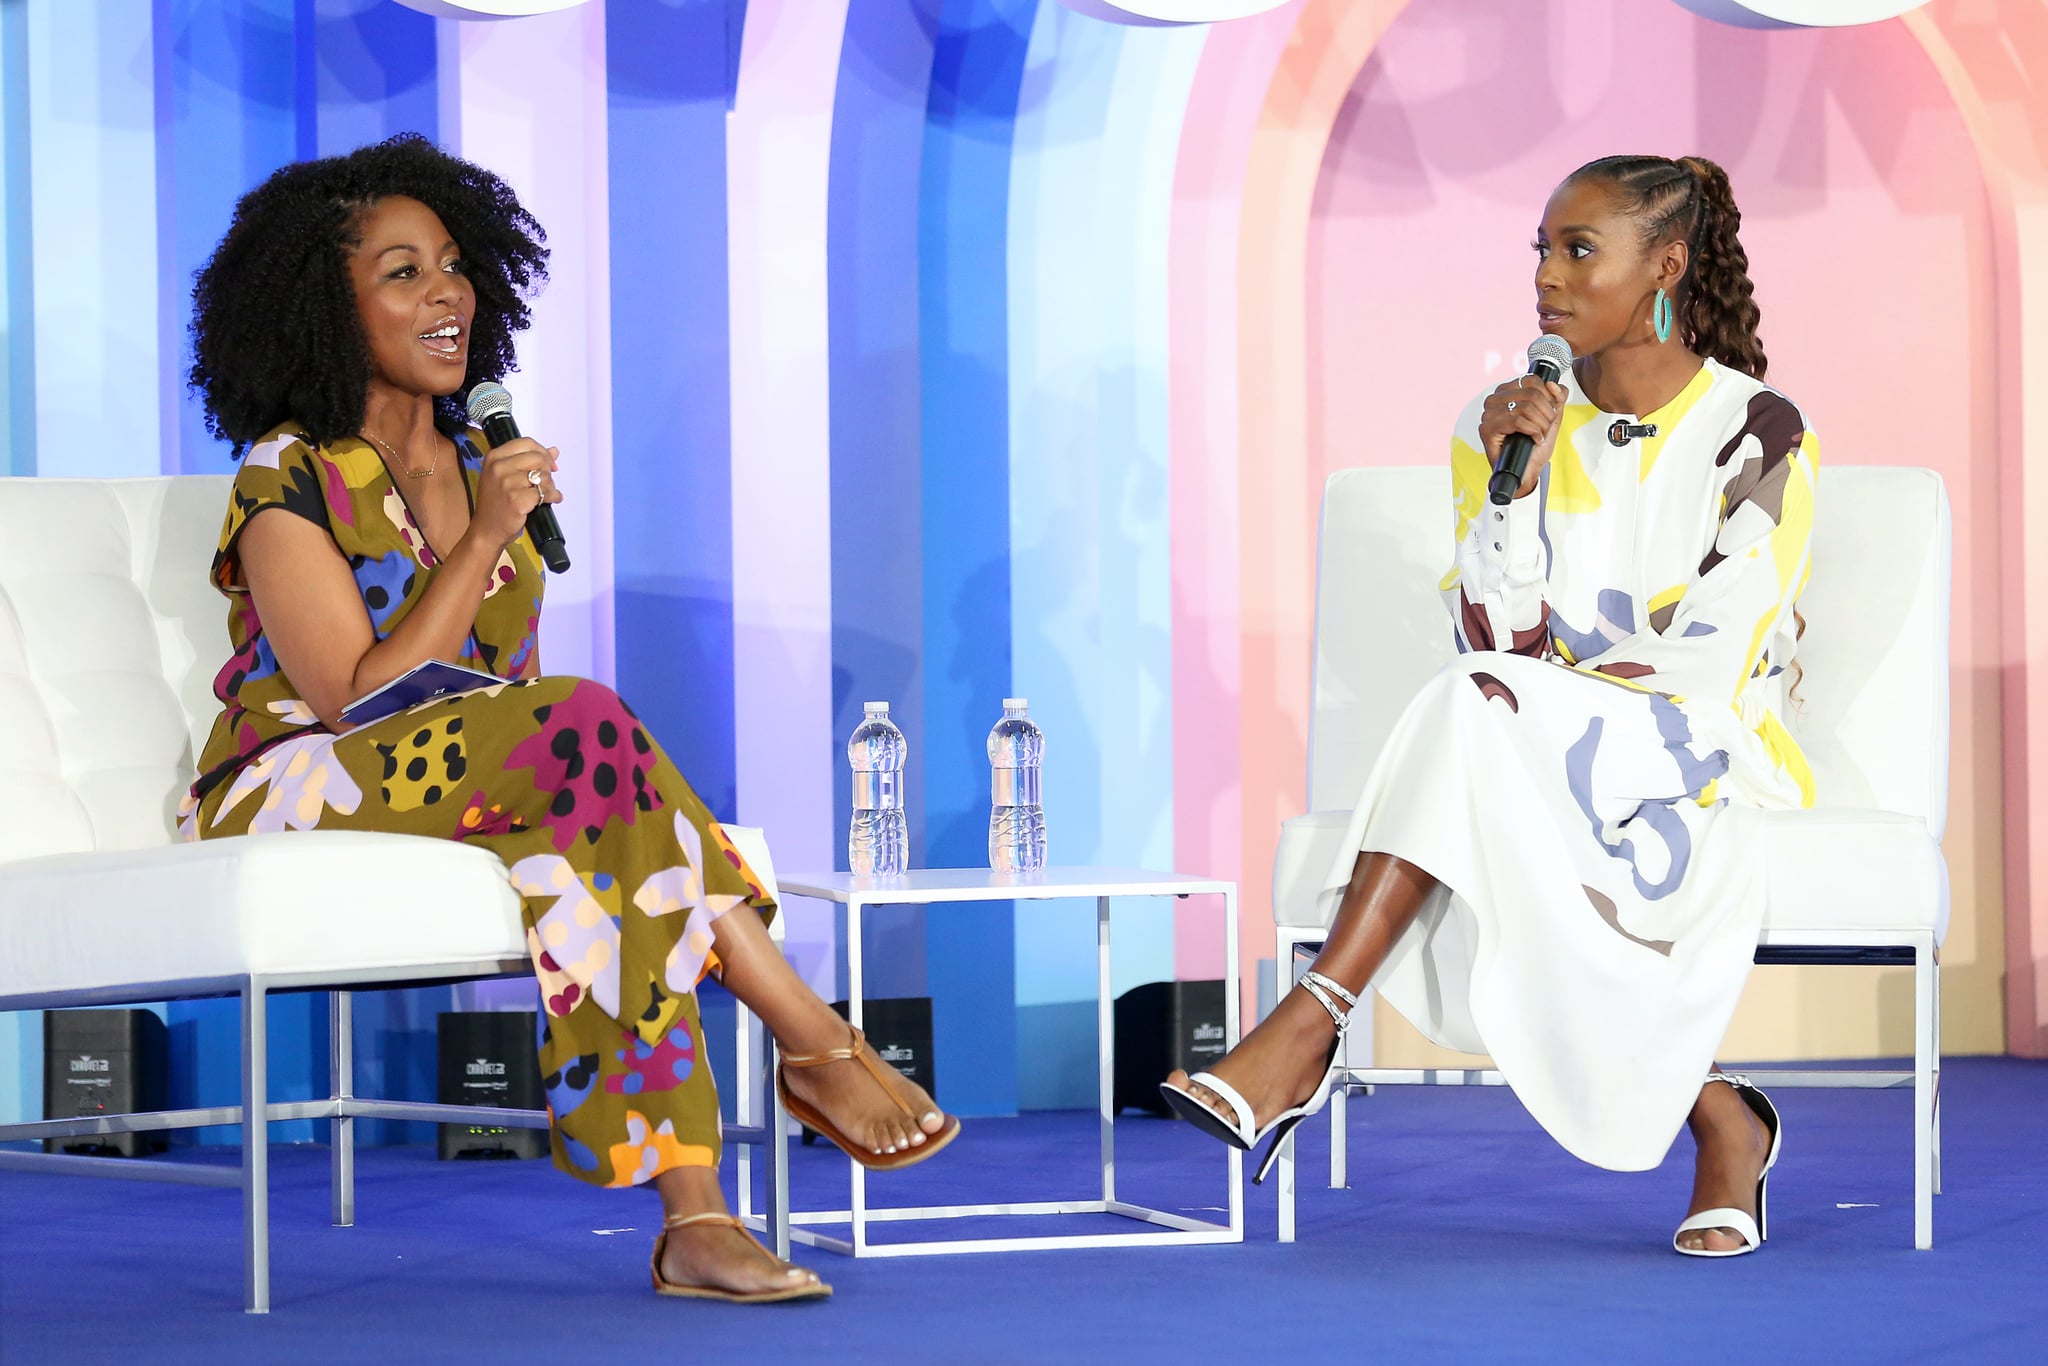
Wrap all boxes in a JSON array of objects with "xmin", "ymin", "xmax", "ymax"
[
  {"xmin": 506, "ymin": 680, "xmax": 668, "ymax": 849},
  {"xmin": 370, "ymin": 714, "xmax": 468, "ymax": 812}
]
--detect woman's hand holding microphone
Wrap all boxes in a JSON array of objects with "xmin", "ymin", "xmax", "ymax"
[
  {"xmin": 471, "ymin": 437, "xmax": 563, "ymax": 552},
  {"xmin": 1478, "ymin": 374, "xmax": 1567, "ymax": 500}
]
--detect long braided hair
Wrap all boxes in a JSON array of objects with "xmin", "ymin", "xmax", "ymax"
[
  {"xmin": 1566, "ymin": 154, "xmax": 1766, "ymax": 380},
  {"xmin": 1569, "ymin": 155, "xmax": 1802, "ymax": 689}
]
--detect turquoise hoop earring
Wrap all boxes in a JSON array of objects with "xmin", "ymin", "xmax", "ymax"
[{"xmin": 1653, "ymin": 288, "xmax": 1675, "ymax": 344}]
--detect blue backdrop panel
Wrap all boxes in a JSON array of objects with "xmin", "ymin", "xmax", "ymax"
[
  {"xmin": 827, "ymin": 0, "xmax": 938, "ymax": 1000},
  {"xmin": 606, "ymin": 0, "xmax": 743, "ymax": 822},
  {"xmin": 153, "ymin": 0, "xmax": 312, "ymax": 476},
  {"xmin": 915, "ymin": 0, "xmax": 1034, "ymax": 1118},
  {"xmin": 1, "ymin": 1, "xmax": 35, "ymax": 477},
  {"xmin": 310, "ymin": 0, "xmax": 436, "ymax": 159}
]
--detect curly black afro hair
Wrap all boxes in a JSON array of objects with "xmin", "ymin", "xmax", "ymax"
[{"xmin": 189, "ymin": 133, "xmax": 549, "ymax": 452}]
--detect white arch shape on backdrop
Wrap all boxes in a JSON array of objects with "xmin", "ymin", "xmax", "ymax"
[
  {"xmin": 1669, "ymin": 0, "xmax": 1935, "ymax": 26},
  {"xmin": 1064, "ymin": 0, "xmax": 1935, "ymax": 26},
  {"xmin": 394, "ymin": 0, "xmax": 597, "ymax": 20},
  {"xmin": 1054, "ymin": 1, "xmax": 1294, "ymax": 26}
]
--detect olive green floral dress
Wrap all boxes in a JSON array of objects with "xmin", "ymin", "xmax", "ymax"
[{"xmin": 180, "ymin": 420, "xmax": 771, "ymax": 1188}]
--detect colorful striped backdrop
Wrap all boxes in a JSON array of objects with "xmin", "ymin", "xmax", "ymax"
[{"xmin": 3, "ymin": 0, "xmax": 2046, "ymax": 1138}]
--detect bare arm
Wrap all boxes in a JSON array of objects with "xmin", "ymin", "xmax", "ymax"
[
  {"xmin": 238, "ymin": 509, "xmax": 500, "ymax": 730},
  {"xmin": 237, "ymin": 435, "xmax": 560, "ymax": 730}
]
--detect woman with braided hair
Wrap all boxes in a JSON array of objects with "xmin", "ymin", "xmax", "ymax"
[{"xmin": 1163, "ymin": 155, "xmax": 1817, "ymax": 1258}]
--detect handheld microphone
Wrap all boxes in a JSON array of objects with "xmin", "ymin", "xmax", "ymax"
[
  {"xmin": 466, "ymin": 382, "xmax": 570, "ymax": 574},
  {"xmin": 1487, "ymin": 334, "xmax": 1575, "ymax": 507}
]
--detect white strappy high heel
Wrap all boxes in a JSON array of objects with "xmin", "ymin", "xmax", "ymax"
[
  {"xmin": 1158, "ymin": 970, "xmax": 1356, "ymax": 1185},
  {"xmin": 1673, "ymin": 1071, "xmax": 1783, "ymax": 1258}
]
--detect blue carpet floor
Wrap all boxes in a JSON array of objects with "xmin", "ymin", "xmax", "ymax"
[{"xmin": 2, "ymin": 1057, "xmax": 2044, "ymax": 1364}]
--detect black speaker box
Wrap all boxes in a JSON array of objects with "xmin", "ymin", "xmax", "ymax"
[
  {"xmin": 437, "ymin": 1011, "xmax": 548, "ymax": 1160},
  {"xmin": 1113, "ymin": 980, "xmax": 1227, "ymax": 1116},
  {"xmin": 800, "ymin": 997, "xmax": 934, "ymax": 1144},
  {"xmin": 42, "ymin": 1009, "xmax": 168, "ymax": 1156}
]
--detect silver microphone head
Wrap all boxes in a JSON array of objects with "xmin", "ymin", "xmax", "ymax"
[
  {"xmin": 1527, "ymin": 334, "xmax": 1574, "ymax": 379},
  {"xmin": 465, "ymin": 381, "xmax": 513, "ymax": 426}
]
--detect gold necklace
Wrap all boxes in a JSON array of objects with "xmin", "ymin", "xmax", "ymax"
[{"xmin": 362, "ymin": 428, "xmax": 438, "ymax": 478}]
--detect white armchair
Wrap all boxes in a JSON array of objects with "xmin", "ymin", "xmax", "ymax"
[
  {"xmin": 0, "ymin": 476, "xmax": 789, "ymax": 1311},
  {"xmin": 1270, "ymin": 466, "xmax": 1950, "ymax": 1249}
]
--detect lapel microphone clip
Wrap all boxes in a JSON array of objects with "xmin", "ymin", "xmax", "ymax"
[{"xmin": 1607, "ymin": 420, "xmax": 1659, "ymax": 446}]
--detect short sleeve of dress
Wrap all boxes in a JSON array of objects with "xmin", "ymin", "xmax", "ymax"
[{"xmin": 213, "ymin": 428, "xmax": 333, "ymax": 595}]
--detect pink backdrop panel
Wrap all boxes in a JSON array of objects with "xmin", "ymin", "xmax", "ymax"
[{"xmin": 1294, "ymin": 0, "xmax": 2004, "ymax": 1045}]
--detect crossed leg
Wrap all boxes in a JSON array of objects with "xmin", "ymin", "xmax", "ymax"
[
  {"xmin": 1164, "ymin": 851, "xmax": 1432, "ymax": 1128},
  {"xmin": 1163, "ymin": 849, "xmax": 1770, "ymax": 1252},
  {"xmin": 652, "ymin": 905, "xmax": 950, "ymax": 1295}
]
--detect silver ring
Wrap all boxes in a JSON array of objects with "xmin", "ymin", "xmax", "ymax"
[
  {"xmin": 1506, "ymin": 400, "xmax": 1518, "ymax": 413},
  {"xmin": 526, "ymin": 469, "xmax": 543, "ymax": 488}
]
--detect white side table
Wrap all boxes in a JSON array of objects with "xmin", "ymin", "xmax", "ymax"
[{"xmin": 740, "ymin": 867, "xmax": 1241, "ymax": 1257}]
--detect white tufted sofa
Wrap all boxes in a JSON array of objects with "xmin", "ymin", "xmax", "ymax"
[
  {"xmin": 1268, "ymin": 466, "xmax": 1950, "ymax": 1249},
  {"xmin": 0, "ymin": 476, "xmax": 789, "ymax": 1312}
]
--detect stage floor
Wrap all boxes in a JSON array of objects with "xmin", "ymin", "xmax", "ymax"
[{"xmin": 2, "ymin": 1057, "xmax": 2043, "ymax": 1363}]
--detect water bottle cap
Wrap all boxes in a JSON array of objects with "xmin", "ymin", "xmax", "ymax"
[
  {"xmin": 1003, "ymin": 697, "xmax": 1027, "ymax": 710},
  {"xmin": 863, "ymin": 701, "xmax": 889, "ymax": 715}
]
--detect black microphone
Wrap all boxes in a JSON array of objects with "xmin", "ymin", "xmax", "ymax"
[
  {"xmin": 466, "ymin": 382, "xmax": 570, "ymax": 573},
  {"xmin": 1487, "ymin": 334, "xmax": 1575, "ymax": 507}
]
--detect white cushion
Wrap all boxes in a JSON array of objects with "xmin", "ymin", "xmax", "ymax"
[
  {"xmin": 1790, "ymin": 468, "xmax": 1951, "ymax": 837},
  {"xmin": 0, "ymin": 823, "xmax": 784, "ymax": 1005},
  {"xmin": 1272, "ymin": 807, "xmax": 1946, "ymax": 944},
  {"xmin": 1305, "ymin": 468, "xmax": 1453, "ymax": 815},
  {"xmin": 0, "ymin": 469, "xmax": 786, "ymax": 1006},
  {"xmin": 0, "ymin": 831, "xmax": 523, "ymax": 1001},
  {"xmin": 1758, "ymin": 807, "xmax": 1948, "ymax": 945},
  {"xmin": 0, "ymin": 477, "xmax": 232, "ymax": 860}
]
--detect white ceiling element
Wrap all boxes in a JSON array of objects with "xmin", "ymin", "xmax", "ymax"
[
  {"xmin": 1054, "ymin": 0, "xmax": 1294, "ymax": 25},
  {"xmin": 393, "ymin": 0, "xmax": 597, "ymax": 19},
  {"xmin": 1668, "ymin": 0, "xmax": 1935, "ymax": 27}
]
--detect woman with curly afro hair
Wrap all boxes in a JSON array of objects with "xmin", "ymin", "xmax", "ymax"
[
  {"xmin": 1164, "ymin": 157, "xmax": 1823, "ymax": 1260},
  {"xmin": 181, "ymin": 134, "xmax": 955, "ymax": 1303}
]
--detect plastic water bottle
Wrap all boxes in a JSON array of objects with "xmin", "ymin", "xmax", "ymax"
[
  {"xmin": 848, "ymin": 701, "xmax": 908, "ymax": 876},
  {"xmin": 988, "ymin": 698, "xmax": 1046, "ymax": 871}
]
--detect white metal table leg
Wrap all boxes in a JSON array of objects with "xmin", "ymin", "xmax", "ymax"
[
  {"xmin": 765, "ymin": 874, "xmax": 1241, "ymax": 1256},
  {"xmin": 242, "ymin": 978, "xmax": 271, "ymax": 1314},
  {"xmin": 330, "ymin": 991, "xmax": 354, "ymax": 1228},
  {"xmin": 847, "ymin": 896, "xmax": 867, "ymax": 1255},
  {"xmin": 1098, "ymin": 896, "xmax": 1116, "ymax": 1206}
]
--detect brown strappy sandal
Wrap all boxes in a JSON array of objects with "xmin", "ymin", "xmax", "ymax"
[
  {"xmin": 650, "ymin": 1212, "xmax": 832, "ymax": 1303},
  {"xmin": 776, "ymin": 1025, "xmax": 962, "ymax": 1171}
]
